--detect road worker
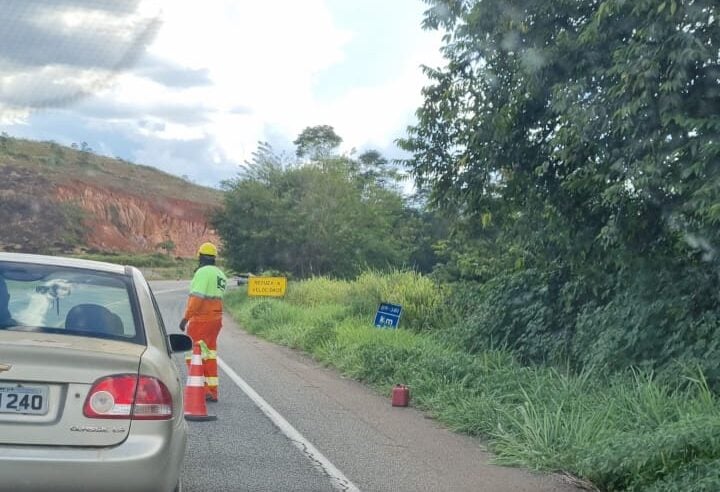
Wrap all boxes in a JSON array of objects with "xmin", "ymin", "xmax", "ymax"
[{"xmin": 179, "ymin": 242, "xmax": 227, "ymax": 402}]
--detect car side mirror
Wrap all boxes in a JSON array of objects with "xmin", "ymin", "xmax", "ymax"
[{"xmin": 168, "ymin": 333, "xmax": 193, "ymax": 353}]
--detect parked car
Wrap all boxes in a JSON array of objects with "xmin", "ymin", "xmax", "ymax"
[
  {"xmin": 233, "ymin": 273, "xmax": 252, "ymax": 286},
  {"xmin": 0, "ymin": 252, "xmax": 192, "ymax": 492}
]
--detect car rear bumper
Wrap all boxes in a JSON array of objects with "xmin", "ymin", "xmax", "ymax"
[{"xmin": 0, "ymin": 425, "xmax": 187, "ymax": 492}]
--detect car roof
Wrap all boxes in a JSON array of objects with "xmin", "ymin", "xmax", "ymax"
[{"xmin": 0, "ymin": 252, "xmax": 128, "ymax": 275}]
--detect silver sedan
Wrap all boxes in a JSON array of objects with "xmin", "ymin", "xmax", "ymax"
[{"xmin": 0, "ymin": 252, "xmax": 192, "ymax": 492}]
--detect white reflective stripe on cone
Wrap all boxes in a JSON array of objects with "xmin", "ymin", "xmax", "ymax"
[{"xmin": 186, "ymin": 376, "xmax": 205, "ymax": 387}]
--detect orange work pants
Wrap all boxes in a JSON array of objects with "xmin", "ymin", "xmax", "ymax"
[{"xmin": 185, "ymin": 318, "xmax": 222, "ymax": 400}]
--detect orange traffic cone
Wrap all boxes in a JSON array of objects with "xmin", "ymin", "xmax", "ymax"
[{"xmin": 184, "ymin": 343, "xmax": 217, "ymax": 422}]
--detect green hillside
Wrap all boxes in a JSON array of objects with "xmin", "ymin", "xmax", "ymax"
[
  {"xmin": 0, "ymin": 134, "xmax": 221, "ymax": 254},
  {"xmin": 0, "ymin": 134, "xmax": 221, "ymax": 204}
]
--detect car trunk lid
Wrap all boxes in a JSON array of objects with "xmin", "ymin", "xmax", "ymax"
[{"xmin": 0, "ymin": 331, "xmax": 145, "ymax": 446}]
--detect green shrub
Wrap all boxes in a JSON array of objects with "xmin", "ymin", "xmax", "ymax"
[
  {"xmin": 300, "ymin": 322, "xmax": 337, "ymax": 352},
  {"xmin": 578, "ymin": 415, "xmax": 720, "ymax": 490},
  {"xmin": 282, "ymin": 270, "xmax": 444, "ymax": 331},
  {"xmin": 643, "ymin": 459, "xmax": 720, "ymax": 492},
  {"xmin": 445, "ymin": 269, "xmax": 571, "ymax": 362},
  {"xmin": 297, "ymin": 304, "xmax": 346, "ymax": 351},
  {"xmin": 286, "ymin": 277, "xmax": 352, "ymax": 306},
  {"xmin": 444, "ymin": 264, "xmax": 720, "ymax": 391},
  {"xmin": 225, "ymin": 270, "xmax": 720, "ymax": 491},
  {"xmin": 223, "ymin": 289, "xmax": 247, "ymax": 313},
  {"xmin": 347, "ymin": 270, "xmax": 444, "ymax": 331},
  {"xmin": 572, "ymin": 268, "xmax": 720, "ymax": 386}
]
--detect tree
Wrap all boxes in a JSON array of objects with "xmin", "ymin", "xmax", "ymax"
[
  {"xmin": 49, "ymin": 142, "xmax": 64, "ymax": 165},
  {"xmin": 356, "ymin": 149, "xmax": 403, "ymax": 188},
  {"xmin": 74, "ymin": 141, "xmax": 93, "ymax": 166},
  {"xmin": 403, "ymin": 0, "xmax": 719, "ymax": 260},
  {"xmin": 293, "ymin": 125, "xmax": 343, "ymax": 160},
  {"xmin": 214, "ymin": 141, "xmax": 420, "ymax": 278},
  {"xmin": 399, "ymin": 0, "xmax": 720, "ymax": 378},
  {"xmin": 236, "ymin": 141, "xmax": 286, "ymax": 182},
  {"xmin": 358, "ymin": 149, "xmax": 387, "ymax": 168},
  {"xmin": 156, "ymin": 239, "xmax": 176, "ymax": 256}
]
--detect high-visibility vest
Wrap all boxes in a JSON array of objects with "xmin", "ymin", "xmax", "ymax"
[{"xmin": 183, "ymin": 265, "xmax": 227, "ymax": 322}]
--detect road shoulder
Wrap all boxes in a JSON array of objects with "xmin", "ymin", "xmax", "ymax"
[{"xmin": 218, "ymin": 314, "xmax": 579, "ymax": 492}]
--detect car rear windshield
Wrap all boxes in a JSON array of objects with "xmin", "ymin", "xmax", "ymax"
[{"xmin": 0, "ymin": 261, "xmax": 143, "ymax": 344}]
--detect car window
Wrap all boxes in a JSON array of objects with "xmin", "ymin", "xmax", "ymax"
[{"xmin": 0, "ymin": 261, "xmax": 142, "ymax": 344}]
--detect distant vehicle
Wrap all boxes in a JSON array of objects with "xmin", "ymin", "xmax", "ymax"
[
  {"xmin": 232, "ymin": 273, "xmax": 253, "ymax": 286},
  {"xmin": 0, "ymin": 253, "xmax": 192, "ymax": 492}
]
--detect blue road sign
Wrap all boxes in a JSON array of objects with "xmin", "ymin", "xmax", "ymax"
[{"xmin": 374, "ymin": 302, "xmax": 403, "ymax": 329}]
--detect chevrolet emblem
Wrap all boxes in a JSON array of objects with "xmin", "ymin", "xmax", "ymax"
[{"xmin": 0, "ymin": 363, "xmax": 11, "ymax": 373}]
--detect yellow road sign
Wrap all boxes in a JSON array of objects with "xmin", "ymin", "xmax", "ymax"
[{"xmin": 248, "ymin": 277, "xmax": 287, "ymax": 297}]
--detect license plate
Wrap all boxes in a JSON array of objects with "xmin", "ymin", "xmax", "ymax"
[{"xmin": 0, "ymin": 384, "xmax": 49, "ymax": 415}]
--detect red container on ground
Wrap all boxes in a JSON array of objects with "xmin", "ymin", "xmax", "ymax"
[{"xmin": 391, "ymin": 384, "xmax": 410, "ymax": 407}]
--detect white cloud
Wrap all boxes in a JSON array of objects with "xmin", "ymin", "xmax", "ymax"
[
  {"xmin": 2, "ymin": 0, "xmax": 444, "ymax": 183},
  {"xmin": 89, "ymin": 0, "xmax": 354, "ymax": 166},
  {"xmin": 314, "ymin": 35, "xmax": 445, "ymax": 154},
  {"xmin": 0, "ymin": 0, "xmax": 161, "ymax": 114},
  {"xmin": 0, "ymin": 107, "xmax": 29, "ymax": 125}
]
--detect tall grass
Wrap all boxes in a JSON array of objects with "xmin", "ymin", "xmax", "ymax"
[
  {"xmin": 286, "ymin": 270, "xmax": 444, "ymax": 330},
  {"xmin": 285, "ymin": 277, "xmax": 353, "ymax": 306},
  {"xmin": 226, "ymin": 273, "xmax": 720, "ymax": 491}
]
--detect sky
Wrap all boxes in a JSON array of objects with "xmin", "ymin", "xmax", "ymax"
[{"xmin": 0, "ymin": 0, "xmax": 445, "ymax": 187}]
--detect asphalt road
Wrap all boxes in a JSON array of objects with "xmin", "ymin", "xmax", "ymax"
[{"xmin": 152, "ymin": 281, "xmax": 578, "ymax": 492}]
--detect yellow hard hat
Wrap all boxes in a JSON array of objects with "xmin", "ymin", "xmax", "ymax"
[{"xmin": 197, "ymin": 242, "xmax": 218, "ymax": 257}]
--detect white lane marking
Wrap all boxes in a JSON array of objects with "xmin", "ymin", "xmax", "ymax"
[{"xmin": 218, "ymin": 357, "xmax": 361, "ymax": 492}]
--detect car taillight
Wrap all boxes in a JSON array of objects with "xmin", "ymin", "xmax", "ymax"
[
  {"xmin": 133, "ymin": 375, "xmax": 173, "ymax": 419},
  {"xmin": 83, "ymin": 374, "xmax": 173, "ymax": 420}
]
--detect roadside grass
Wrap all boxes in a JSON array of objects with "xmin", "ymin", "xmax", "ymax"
[
  {"xmin": 225, "ymin": 274, "xmax": 720, "ymax": 491},
  {"xmin": 72, "ymin": 252, "xmax": 198, "ymax": 280},
  {"xmin": 140, "ymin": 264, "xmax": 197, "ymax": 281}
]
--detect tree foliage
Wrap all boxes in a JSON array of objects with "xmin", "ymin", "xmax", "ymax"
[
  {"xmin": 156, "ymin": 239, "xmax": 176, "ymax": 256},
  {"xmin": 293, "ymin": 125, "xmax": 343, "ymax": 160},
  {"xmin": 215, "ymin": 138, "xmax": 440, "ymax": 278},
  {"xmin": 401, "ymin": 0, "xmax": 720, "ymax": 380}
]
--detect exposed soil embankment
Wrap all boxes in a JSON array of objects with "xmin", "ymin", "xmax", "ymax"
[{"xmin": 54, "ymin": 181, "xmax": 219, "ymax": 257}]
